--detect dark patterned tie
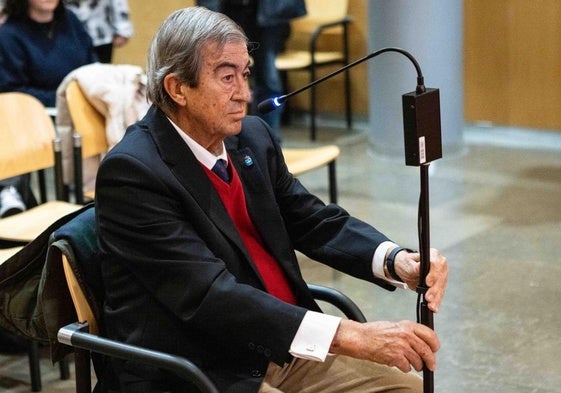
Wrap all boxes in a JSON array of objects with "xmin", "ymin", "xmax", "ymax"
[{"xmin": 212, "ymin": 159, "xmax": 230, "ymax": 182}]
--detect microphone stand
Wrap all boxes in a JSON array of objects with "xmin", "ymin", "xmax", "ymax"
[
  {"xmin": 418, "ymin": 163, "xmax": 434, "ymax": 393},
  {"xmin": 260, "ymin": 47, "xmax": 442, "ymax": 393}
]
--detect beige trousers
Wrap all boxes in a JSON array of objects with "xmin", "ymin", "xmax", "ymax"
[{"xmin": 259, "ymin": 355, "xmax": 423, "ymax": 393}]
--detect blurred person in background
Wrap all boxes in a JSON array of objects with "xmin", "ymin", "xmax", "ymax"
[
  {"xmin": 0, "ymin": 0, "xmax": 96, "ymax": 216},
  {"xmin": 0, "ymin": 0, "xmax": 5, "ymax": 24},
  {"xmin": 67, "ymin": 0, "xmax": 133, "ymax": 63},
  {"xmin": 197, "ymin": 0, "xmax": 306, "ymax": 144}
]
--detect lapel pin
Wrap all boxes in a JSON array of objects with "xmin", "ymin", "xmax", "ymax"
[{"xmin": 244, "ymin": 155, "xmax": 254, "ymax": 167}]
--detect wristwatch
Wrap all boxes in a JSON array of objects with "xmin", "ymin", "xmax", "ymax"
[{"xmin": 385, "ymin": 247, "xmax": 415, "ymax": 282}]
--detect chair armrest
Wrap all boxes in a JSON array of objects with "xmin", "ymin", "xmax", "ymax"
[
  {"xmin": 58, "ymin": 322, "xmax": 218, "ymax": 393},
  {"xmin": 309, "ymin": 16, "xmax": 353, "ymax": 54},
  {"xmin": 311, "ymin": 16, "xmax": 353, "ymax": 34},
  {"xmin": 307, "ymin": 284, "xmax": 367, "ymax": 323}
]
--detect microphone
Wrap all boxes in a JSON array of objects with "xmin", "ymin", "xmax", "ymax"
[
  {"xmin": 257, "ymin": 96, "xmax": 287, "ymax": 114},
  {"xmin": 258, "ymin": 47, "xmax": 427, "ymax": 115}
]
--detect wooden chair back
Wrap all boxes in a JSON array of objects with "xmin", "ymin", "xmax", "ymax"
[
  {"xmin": 65, "ymin": 80, "xmax": 110, "ymax": 202},
  {"xmin": 61, "ymin": 254, "xmax": 99, "ymax": 335},
  {"xmin": 0, "ymin": 92, "xmax": 78, "ymax": 244},
  {"xmin": 0, "ymin": 92, "xmax": 57, "ymax": 179},
  {"xmin": 65, "ymin": 80, "xmax": 109, "ymax": 159}
]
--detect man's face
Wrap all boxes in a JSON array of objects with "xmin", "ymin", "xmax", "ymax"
[{"xmin": 180, "ymin": 40, "xmax": 251, "ymax": 144}]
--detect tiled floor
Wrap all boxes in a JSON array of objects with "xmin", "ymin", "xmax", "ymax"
[{"xmin": 1, "ymin": 120, "xmax": 560, "ymax": 392}]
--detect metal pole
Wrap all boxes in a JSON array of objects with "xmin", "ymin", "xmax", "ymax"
[{"xmin": 418, "ymin": 163, "xmax": 434, "ymax": 393}]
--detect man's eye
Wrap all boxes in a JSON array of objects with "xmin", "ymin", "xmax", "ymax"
[
  {"xmin": 243, "ymin": 71, "xmax": 251, "ymax": 80},
  {"xmin": 223, "ymin": 74, "xmax": 234, "ymax": 81}
]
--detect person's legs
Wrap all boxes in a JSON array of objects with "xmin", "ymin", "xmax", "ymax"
[
  {"xmin": 259, "ymin": 356, "xmax": 422, "ymax": 393},
  {"xmin": 221, "ymin": 2, "xmax": 284, "ymax": 142},
  {"xmin": 0, "ymin": 174, "xmax": 34, "ymax": 217}
]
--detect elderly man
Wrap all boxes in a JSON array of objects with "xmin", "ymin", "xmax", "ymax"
[{"xmin": 95, "ymin": 7, "xmax": 448, "ymax": 393}]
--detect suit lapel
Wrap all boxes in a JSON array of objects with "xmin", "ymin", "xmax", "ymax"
[
  {"xmin": 146, "ymin": 108, "xmax": 303, "ymax": 292},
  {"xmin": 146, "ymin": 108, "xmax": 248, "ymax": 260},
  {"xmin": 228, "ymin": 144, "xmax": 304, "ymax": 287}
]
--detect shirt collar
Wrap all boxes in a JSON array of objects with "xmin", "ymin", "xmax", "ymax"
[{"xmin": 167, "ymin": 117, "xmax": 228, "ymax": 170}]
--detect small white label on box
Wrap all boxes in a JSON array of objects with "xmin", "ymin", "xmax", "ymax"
[{"xmin": 419, "ymin": 136, "xmax": 426, "ymax": 164}]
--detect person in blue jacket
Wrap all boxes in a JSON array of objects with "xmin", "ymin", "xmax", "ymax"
[
  {"xmin": 0, "ymin": 0, "xmax": 97, "ymax": 107},
  {"xmin": 0, "ymin": 0, "xmax": 97, "ymax": 217}
]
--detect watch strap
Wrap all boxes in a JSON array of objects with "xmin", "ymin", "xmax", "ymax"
[{"xmin": 386, "ymin": 247, "xmax": 414, "ymax": 282}]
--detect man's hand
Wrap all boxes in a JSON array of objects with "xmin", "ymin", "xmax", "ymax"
[
  {"xmin": 330, "ymin": 319, "xmax": 440, "ymax": 372},
  {"xmin": 393, "ymin": 248, "xmax": 448, "ymax": 313}
]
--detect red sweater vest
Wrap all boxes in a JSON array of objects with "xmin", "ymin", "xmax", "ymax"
[{"xmin": 203, "ymin": 162, "xmax": 297, "ymax": 304}]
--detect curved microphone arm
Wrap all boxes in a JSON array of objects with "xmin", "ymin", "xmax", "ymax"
[{"xmin": 258, "ymin": 47, "xmax": 426, "ymax": 114}]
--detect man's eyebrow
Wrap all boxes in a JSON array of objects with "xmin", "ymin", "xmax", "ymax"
[{"xmin": 214, "ymin": 60, "xmax": 251, "ymax": 72}]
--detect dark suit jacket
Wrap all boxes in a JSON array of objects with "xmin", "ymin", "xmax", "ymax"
[{"xmin": 95, "ymin": 106, "xmax": 395, "ymax": 392}]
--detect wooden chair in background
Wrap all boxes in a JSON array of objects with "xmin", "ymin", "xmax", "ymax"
[
  {"xmin": 283, "ymin": 145, "xmax": 340, "ymax": 204},
  {"xmin": 64, "ymin": 81, "xmax": 109, "ymax": 204},
  {"xmin": 275, "ymin": 0, "xmax": 352, "ymax": 140},
  {"xmin": 0, "ymin": 92, "xmax": 81, "ymax": 247},
  {"xmin": 0, "ymin": 92, "xmax": 77, "ymax": 391}
]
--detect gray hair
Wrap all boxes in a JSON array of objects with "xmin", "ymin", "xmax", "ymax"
[{"xmin": 146, "ymin": 7, "xmax": 248, "ymax": 113}]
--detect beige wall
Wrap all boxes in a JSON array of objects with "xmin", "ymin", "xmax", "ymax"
[
  {"xmin": 284, "ymin": 0, "xmax": 368, "ymax": 116},
  {"xmin": 464, "ymin": 0, "xmax": 561, "ymax": 131},
  {"xmin": 109, "ymin": 1, "xmax": 561, "ymax": 130},
  {"xmin": 113, "ymin": 0, "xmax": 195, "ymax": 67},
  {"xmin": 112, "ymin": 0, "xmax": 368, "ymax": 117}
]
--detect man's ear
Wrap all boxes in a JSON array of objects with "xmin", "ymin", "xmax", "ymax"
[{"xmin": 163, "ymin": 74, "xmax": 188, "ymax": 107}]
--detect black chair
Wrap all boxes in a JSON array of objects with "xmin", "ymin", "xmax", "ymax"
[{"xmin": 49, "ymin": 205, "xmax": 366, "ymax": 392}]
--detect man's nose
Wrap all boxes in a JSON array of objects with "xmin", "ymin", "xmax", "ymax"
[{"xmin": 234, "ymin": 78, "xmax": 251, "ymax": 102}]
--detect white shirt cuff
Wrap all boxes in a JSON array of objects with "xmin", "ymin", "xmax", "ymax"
[
  {"xmin": 373, "ymin": 241, "xmax": 409, "ymax": 289},
  {"xmin": 289, "ymin": 311, "xmax": 341, "ymax": 362}
]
